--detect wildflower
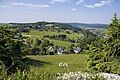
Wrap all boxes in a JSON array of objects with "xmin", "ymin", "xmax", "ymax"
[{"xmin": 58, "ymin": 62, "xmax": 68, "ymax": 67}]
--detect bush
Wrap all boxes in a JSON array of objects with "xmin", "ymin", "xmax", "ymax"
[{"xmin": 48, "ymin": 52, "xmax": 54, "ymax": 55}]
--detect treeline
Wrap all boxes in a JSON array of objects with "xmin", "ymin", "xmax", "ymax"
[
  {"xmin": 44, "ymin": 34, "xmax": 67, "ymax": 40},
  {"xmin": 43, "ymin": 34, "xmax": 78, "ymax": 43}
]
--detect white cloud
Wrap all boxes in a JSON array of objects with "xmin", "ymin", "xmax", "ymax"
[
  {"xmin": 71, "ymin": 8, "xmax": 77, "ymax": 11},
  {"xmin": 50, "ymin": 0, "xmax": 70, "ymax": 3},
  {"xmin": 0, "ymin": 5, "xmax": 10, "ymax": 8},
  {"xmin": 11, "ymin": 2, "xmax": 50, "ymax": 8},
  {"xmin": 76, "ymin": 0, "xmax": 85, "ymax": 4},
  {"xmin": 84, "ymin": 0, "xmax": 114, "ymax": 8}
]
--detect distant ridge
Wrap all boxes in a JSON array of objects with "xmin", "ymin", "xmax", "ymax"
[
  {"xmin": 1, "ymin": 22, "xmax": 108, "ymax": 29},
  {"xmin": 68, "ymin": 23, "xmax": 108, "ymax": 29}
]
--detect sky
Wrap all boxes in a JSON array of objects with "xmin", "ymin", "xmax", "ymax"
[{"xmin": 0, "ymin": 0, "xmax": 120, "ymax": 24}]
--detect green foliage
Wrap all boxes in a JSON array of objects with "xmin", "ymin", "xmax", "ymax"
[
  {"xmin": 68, "ymin": 43, "xmax": 74, "ymax": 54},
  {"xmin": 87, "ymin": 14, "xmax": 120, "ymax": 74},
  {"xmin": 78, "ymin": 36, "xmax": 102, "ymax": 53},
  {"xmin": 0, "ymin": 70, "xmax": 28, "ymax": 80},
  {"xmin": 41, "ymin": 38, "xmax": 50, "ymax": 48},
  {"xmin": 90, "ymin": 75, "xmax": 106, "ymax": 80},
  {"xmin": 0, "ymin": 27, "xmax": 28, "ymax": 74},
  {"xmin": 0, "ymin": 61, "xmax": 5, "ymax": 78},
  {"xmin": 35, "ymin": 38, "xmax": 42, "ymax": 46},
  {"xmin": 107, "ymin": 13, "xmax": 120, "ymax": 40},
  {"xmin": 106, "ymin": 13, "xmax": 120, "ymax": 57}
]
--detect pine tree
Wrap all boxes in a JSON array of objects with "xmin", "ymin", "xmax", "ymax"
[
  {"xmin": 87, "ymin": 14, "xmax": 120, "ymax": 74},
  {"xmin": 106, "ymin": 13, "xmax": 120, "ymax": 57}
]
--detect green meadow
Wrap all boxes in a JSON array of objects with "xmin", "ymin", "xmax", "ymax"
[
  {"xmin": 22, "ymin": 30, "xmax": 82, "ymax": 39},
  {"xmin": 27, "ymin": 54, "xmax": 88, "ymax": 79}
]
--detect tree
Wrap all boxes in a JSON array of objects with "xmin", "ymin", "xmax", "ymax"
[
  {"xmin": 0, "ymin": 26, "xmax": 28, "ymax": 74},
  {"xmin": 35, "ymin": 38, "xmax": 42, "ymax": 46},
  {"xmin": 78, "ymin": 35, "xmax": 102, "ymax": 53},
  {"xmin": 106, "ymin": 13, "xmax": 120, "ymax": 57},
  {"xmin": 107, "ymin": 13, "xmax": 120, "ymax": 40},
  {"xmin": 86, "ymin": 14, "xmax": 120, "ymax": 74},
  {"xmin": 41, "ymin": 39, "xmax": 50, "ymax": 48},
  {"xmin": 68, "ymin": 43, "xmax": 74, "ymax": 54},
  {"xmin": 40, "ymin": 39, "xmax": 50, "ymax": 55}
]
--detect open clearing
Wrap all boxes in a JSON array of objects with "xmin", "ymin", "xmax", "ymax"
[
  {"xmin": 22, "ymin": 30, "xmax": 82, "ymax": 39},
  {"xmin": 27, "ymin": 54, "xmax": 88, "ymax": 79}
]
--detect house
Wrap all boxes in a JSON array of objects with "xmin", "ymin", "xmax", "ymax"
[
  {"xmin": 47, "ymin": 46, "xmax": 54, "ymax": 52},
  {"xmin": 73, "ymin": 47, "xmax": 81, "ymax": 54},
  {"xmin": 57, "ymin": 47, "xmax": 65, "ymax": 55}
]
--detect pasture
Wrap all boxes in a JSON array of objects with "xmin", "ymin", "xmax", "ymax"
[
  {"xmin": 22, "ymin": 30, "xmax": 82, "ymax": 39},
  {"xmin": 27, "ymin": 54, "xmax": 88, "ymax": 79}
]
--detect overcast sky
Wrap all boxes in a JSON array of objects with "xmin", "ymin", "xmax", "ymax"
[{"xmin": 0, "ymin": 0, "xmax": 120, "ymax": 23}]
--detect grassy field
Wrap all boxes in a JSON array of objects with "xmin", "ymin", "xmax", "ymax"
[
  {"xmin": 27, "ymin": 54, "xmax": 88, "ymax": 79},
  {"xmin": 22, "ymin": 30, "xmax": 82, "ymax": 39},
  {"xmin": 50, "ymin": 39, "xmax": 71, "ymax": 49}
]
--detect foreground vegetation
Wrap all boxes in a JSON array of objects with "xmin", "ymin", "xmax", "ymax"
[
  {"xmin": 86, "ymin": 14, "xmax": 120, "ymax": 74},
  {"xmin": 0, "ymin": 54, "xmax": 88, "ymax": 80}
]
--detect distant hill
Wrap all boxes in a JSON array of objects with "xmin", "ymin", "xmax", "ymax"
[
  {"xmin": 3, "ymin": 22, "xmax": 108, "ymax": 29},
  {"xmin": 68, "ymin": 23, "xmax": 108, "ymax": 29},
  {"xmin": 8, "ymin": 22, "xmax": 82, "ymax": 31}
]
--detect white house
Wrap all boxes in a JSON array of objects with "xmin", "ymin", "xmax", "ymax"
[
  {"xmin": 57, "ymin": 47, "xmax": 64, "ymax": 55},
  {"xmin": 74, "ymin": 47, "xmax": 81, "ymax": 54},
  {"xmin": 47, "ymin": 46, "xmax": 54, "ymax": 52}
]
